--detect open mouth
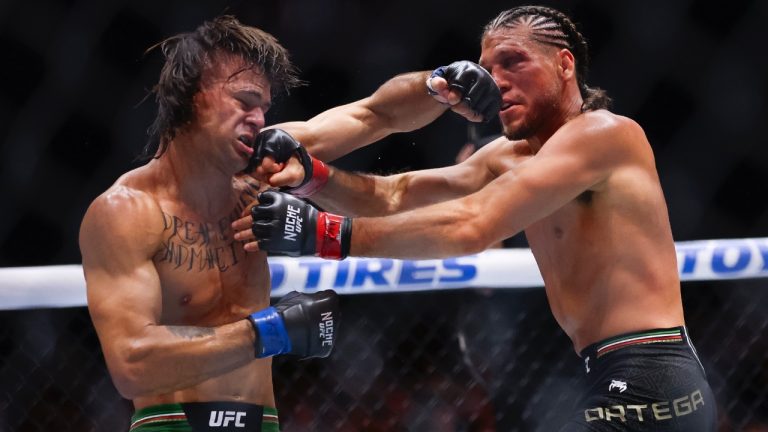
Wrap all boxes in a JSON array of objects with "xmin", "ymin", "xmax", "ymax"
[
  {"xmin": 501, "ymin": 98, "xmax": 520, "ymax": 108},
  {"xmin": 238, "ymin": 135, "xmax": 254, "ymax": 148},
  {"xmin": 500, "ymin": 101, "xmax": 521, "ymax": 114},
  {"xmin": 237, "ymin": 135, "xmax": 255, "ymax": 156}
]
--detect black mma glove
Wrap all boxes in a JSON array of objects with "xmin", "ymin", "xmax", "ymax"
[
  {"xmin": 248, "ymin": 290, "xmax": 339, "ymax": 358},
  {"xmin": 245, "ymin": 128, "xmax": 329, "ymax": 197},
  {"xmin": 427, "ymin": 61, "xmax": 501, "ymax": 122},
  {"xmin": 251, "ymin": 190, "xmax": 352, "ymax": 260}
]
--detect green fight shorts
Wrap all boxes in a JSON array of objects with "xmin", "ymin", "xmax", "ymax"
[{"xmin": 130, "ymin": 402, "xmax": 279, "ymax": 431}]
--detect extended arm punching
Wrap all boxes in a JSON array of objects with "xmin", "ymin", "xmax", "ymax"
[
  {"xmin": 235, "ymin": 113, "xmax": 636, "ymax": 259},
  {"xmin": 232, "ymin": 62, "xmax": 504, "ymax": 257},
  {"xmin": 244, "ymin": 126, "xmax": 502, "ymax": 217},
  {"xmin": 246, "ymin": 61, "xmax": 502, "ymax": 217},
  {"xmin": 265, "ymin": 62, "xmax": 500, "ymax": 163}
]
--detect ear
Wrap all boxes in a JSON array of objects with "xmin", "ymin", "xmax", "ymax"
[{"xmin": 557, "ymin": 49, "xmax": 576, "ymax": 81}]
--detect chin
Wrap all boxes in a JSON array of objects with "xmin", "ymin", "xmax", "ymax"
[{"xmin": 503, "ymin": 123, "xmax": 534, "ymax": 141}]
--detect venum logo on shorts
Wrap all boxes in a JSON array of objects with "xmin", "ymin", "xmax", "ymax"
[
  {"xmin": 584, "ymin": 389, "xmax": 705, "ymax": 423},
  {"xmin": 283, "ymin": 205, "xmax": 303, "ymax": 241},
  {"xmin": 319, "ymin": 311, "xmax": 334, "ymax": 346},
  {"xmin": 609, "ymin": 379, "xmax": 627, "ymax": 393},
  {"xmin": 209, "ymin": 410, "xmax": 246, "ymax": 428}
]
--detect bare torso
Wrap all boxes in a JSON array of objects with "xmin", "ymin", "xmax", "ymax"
[
  {"xmin": 485, "ymin": 112, "xmax": 684, "ymax": 353},
  {"xmin": 120, "ymin": 166, "xmax": 274, "ymax": 410}
]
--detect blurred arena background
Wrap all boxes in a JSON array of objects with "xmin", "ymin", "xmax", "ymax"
[{"xmin": 1, "ymin": 0, "xmax": 767, "ymax": 431}]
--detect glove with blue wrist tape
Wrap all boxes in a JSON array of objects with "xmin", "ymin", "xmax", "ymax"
[
  {"xmin": 247, "ymin": 290, "xmax": 339, "ymax": 359},
  {"xmin": 427, "ymin": 61, "xmax": 501, "ymax": 123}
]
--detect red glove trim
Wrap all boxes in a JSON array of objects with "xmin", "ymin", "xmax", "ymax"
[
  {"xmin": 316, "ymin": 212, "xmax": 346, "ymax": 260},
  {"xmin": 291, "ymin": 158, "xmax": 329, "ymax": 197}
]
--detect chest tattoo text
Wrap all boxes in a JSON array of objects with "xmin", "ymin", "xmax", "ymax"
[{"xmin": 154, "ymin": 179, "xmax": 260, "ymax": 272}]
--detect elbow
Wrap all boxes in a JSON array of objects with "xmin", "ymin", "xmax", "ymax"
[
  {"xmin": 112, "ymin": 373, "xmax": 143, "ymax": 400},
  {"xmin": 108, "ymin": 340, "xmax": 155, "ymax": 399},
  {"xmin": 453, "ymin": 219, "xmax": 496, "ymax": 256},
  {"xmin": 359, "ymin": 174, "xmax": 406, "ymax": 216}
]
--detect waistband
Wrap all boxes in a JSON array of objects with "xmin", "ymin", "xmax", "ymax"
[
  {"xmin": 580, "ymin": 326, "xmax": 687, "ymax": 360},
  {"xmin": 130, "ymin": 402, "xmax": 278, "ymax": 431}
]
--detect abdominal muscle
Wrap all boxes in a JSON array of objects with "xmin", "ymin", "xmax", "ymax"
[{"xmin": 525, "ymin": 204, "xmax": 684, "ymax": 353}]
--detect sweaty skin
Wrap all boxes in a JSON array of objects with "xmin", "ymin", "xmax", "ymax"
[
  {"xmin": 234, "ymin": 26, "xmax": 684, "ymax": 353},
  {"xmin": 81, "ymin": 52, "xmax": 459, "ymax": 410},
  {"xmin": 80, "ymin": 54, "xmax": 275, "ymax": 409}
]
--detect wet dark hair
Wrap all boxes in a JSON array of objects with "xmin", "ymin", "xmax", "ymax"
[
  {"xmin": 139, "ymin": 15, "xmax": 303, "ymax": 161},
  {"xmin": 483, "ymin": 5, "xmax": 611, "ymax": 112}
]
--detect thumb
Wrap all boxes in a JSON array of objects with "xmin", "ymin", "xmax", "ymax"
[
  {"xmin": 269, "ymin": 157, "xmax": 305, "ymax": 187},
  {"xmin": 427, "ymin": 76, "xmax": 459, "ymax": 105}
]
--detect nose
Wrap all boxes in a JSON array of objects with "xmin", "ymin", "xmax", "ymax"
[
  {"xmin": 245, "ymin": 108, "xmax": 266, "ymax": 131},
  {"xmin": 490, "ymin": 67, "xmax": 510, "ymax": 92}
]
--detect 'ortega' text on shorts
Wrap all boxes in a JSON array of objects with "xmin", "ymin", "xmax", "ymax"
[{"xmin": 585, "ymin": 389, "xmax": 704, "ymax": 423}]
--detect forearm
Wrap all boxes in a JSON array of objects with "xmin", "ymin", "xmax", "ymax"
[
  {"xmin": 311, "ymin": 163, "xmax": 481, "ymax": 217},
  {"xmin": 310, "ymin": 168, "xmax": 399, "ymax": 217},
  {"xmin": 350, "ymin": 198, "xmax": 490, "ymax": 259},
  {"xmin": 365, "ymin": 71, "xmax": 449, "ymax": 135},
  {"xmin": 282, "ymin": 71, "xmax": 447, "ymax": 162},
  {"xmin": 241, "ymin": 187, "xmax": 498, "ymax": 260},
  {"xmin": 111, "ymin": 319, "xmax": 255, "ymax": 398}
]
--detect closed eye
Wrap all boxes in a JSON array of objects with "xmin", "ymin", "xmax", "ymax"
[
  {"xmin": 235, "ymin": 91, "xmax": 271, "ymax": 113},
  {"xmin": 501, "ymin": 53, "xmax": 525, "ymax": 70}
]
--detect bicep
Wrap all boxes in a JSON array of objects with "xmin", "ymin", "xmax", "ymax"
[
  {"xmin": 393, "ymin": 158, "xmax": 494, "ymax": 209},
  {"xmin": 80, "ymin": 198, "xmax": 163, "ymax": 360},
  {"xmin": 272, "ymin": 99, "xmax": 392, "ymax": 162},
  {"xmin": 470, "ymin": 129, "xmax": 622, "ymax": 238},
  {"xmin": 85, "ymin": 259, "xmax": 162, "ymax": 353},
  {"xmin": 397, "ymin": 138, "xmax": 508, "ymax": 204}
]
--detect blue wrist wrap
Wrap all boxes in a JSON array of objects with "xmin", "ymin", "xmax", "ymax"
[
  {"xmin": 248, "ymin": 307, "xmax": 292, "ymax": 358},
  {"xmin": 426, "ymin": 66, "xmax": 447, "ymax": 96},
  {"xmin": 431, "ymin": 66, "xmax": 447, "ymax": 79}
]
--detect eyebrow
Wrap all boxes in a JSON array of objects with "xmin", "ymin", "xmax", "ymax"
[
  {"xmin": 235, "ymin": 89, "xmax": 272, "ymax": 111},
  {"xmin": 480, "ymin": 46, "xmax": 528, "ymax": 69}
]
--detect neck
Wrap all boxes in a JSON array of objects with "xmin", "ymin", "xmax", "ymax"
[
  {"xmin": 152, "ymin": 137, "xmax": 238, "ymax": 217},
  {"xmin": 527, "ymin": 86, "xmax": 584, "ymax": 153}
]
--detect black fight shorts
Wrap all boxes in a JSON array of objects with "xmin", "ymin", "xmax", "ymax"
[{"xmin": 558, "ymin": 326, "xmax": 717, "ymax": 431}]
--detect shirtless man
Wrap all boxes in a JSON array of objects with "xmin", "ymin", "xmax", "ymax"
[
  {"xmin": 78, "ymin": 16, "xmax": 344, "ymax": 431},
  {"xmin": 78, "ymin": 15, "xmax": 500, "ymax": 431},
  {"xmin": 235, "ymin": 6, "xmax": 717, "ymax": 431}
]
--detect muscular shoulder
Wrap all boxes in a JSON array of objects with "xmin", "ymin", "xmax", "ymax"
[
  {"xmin": 553, "ymin": 110, "xmax": 652, "ymax": 165},
  {"xmin": 80, "ymin": 176, "xmax": 165, "ymax": 263},
  {"xmin": 85, "ymin": 184, "xmax": 162, "ymax": 225},
  {"xmin": 569, "ymin": 110, "xmax": 647, "ymax": 150}
]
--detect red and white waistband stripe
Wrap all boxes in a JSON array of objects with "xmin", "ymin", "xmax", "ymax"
[
  {"xmin": 596, "ymin": 329, "xmax": 683, "ymax": 358},
  {"xmin": 129, "ymin": 412, "xmax": 187, "ymax": 430}
]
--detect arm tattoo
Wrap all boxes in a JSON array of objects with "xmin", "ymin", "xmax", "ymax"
[{"xmin": 167, "ymin": 326, "xmax": 215, "ymax": 339}]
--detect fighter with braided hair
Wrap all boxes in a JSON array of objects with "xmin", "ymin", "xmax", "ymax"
[
  {"xmin": 236, "ymin": 5, "xmax": 717, "ymax": 431},
  {"xmin": 484, "ymin": 5, "xmax": 611, "ymax": 113}
]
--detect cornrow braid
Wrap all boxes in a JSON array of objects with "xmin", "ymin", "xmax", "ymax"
[{"xmin": 484, "ymin": 6, "xmax": 611, "ymax": 112}]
